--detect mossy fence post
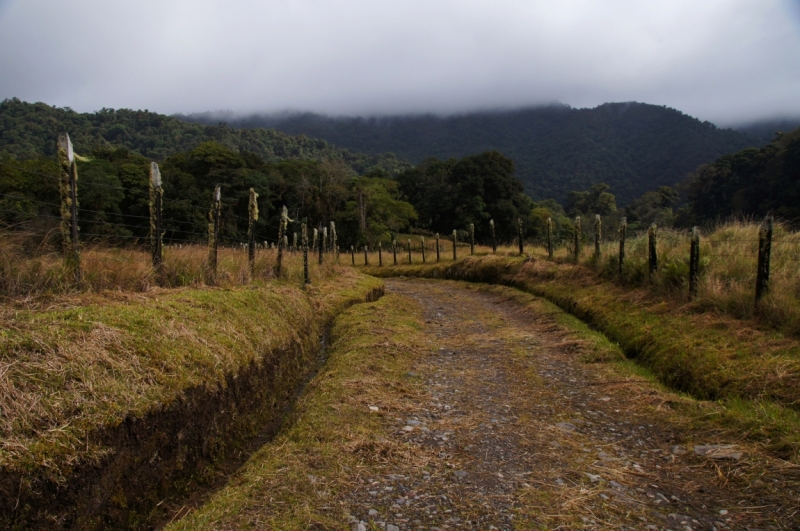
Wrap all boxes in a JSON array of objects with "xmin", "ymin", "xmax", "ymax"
[
  {"xmin": 407, "ymin": 238, "xmax": 412, "ymax": 264},
  {"xmin": 517, "ymin": 218, "xmax": 524, "ymax": 255},
  {"xmin": 276, "ymin": 205, "xmax": 288, "ymax": 277},
  {"xmin": 247, "ymin": 188, "xmax": 258, "ymax": 278},
  {"xmin": 331, "ymin": 222, "xmax": 338, "ymax": 260},
  {"xmin": 547, "ymin": 217, "xmax": 553, "ymax": 259},
  {"xmin": 393, "ymin": 239, "xmax": 398, "ymax": 265},
  {"xmin": 689, "ymin": 226, "xmax": 700, "ymax": 298},
  {"xmin": 292, "ymin": 232, "xmax": 297, "ymax": 252},
  {"xmin": 435, "ymin": 233, "xmax": 440, "ymax": 262},
  {"xmin": 207, "ymin": 185, "xmax": 221, "ymax": 285},
  {"xmin": 618, "ymin": 217, "xmax": 627, "ymax": 276},
  {"xmin": 149, "ymin": 162, "xmax": 164, "ymax": 279},
  {"xmin": 648, "ymin": 223, "xmax": 658, "ymax": 281},
  {"xmin": 351, "ymin": 245, "xmax": 355, "ymax": 265},
  {"xmin": 469, "ymin": 223, "xmax": 475, "ymax": 255},
  {"xmin": 378, "ymin": 242, "xmax": 383, "ymax": 266},
  {"xmin": 573, "ymin": 216, "xmax": 581, "ymax": 262},
  {"xmin": 312, "ymin": 228, "xmax": 318, "ymax": 255},
  {"xmin": 490, "ymin": 219, "xmax": 496, "ymax": 254},
  {"xmin": 364, "ymin": 245, "xmax": 369, "ymax": 266},
  {"xmin": 755, "ymin": 216, "xmax": 773, "ymax": 304},
  {"xmin": 302, "ymin": 223, "xmax": 310, "ymax": 284},
  {"xmin": 452, "ymin": 230, "xmax": 458, "ymax": 261},
  {"xmin": 421, "ymin": 237, "xmax": 426, "ymax": 263},
  {"xmin": 57, "ymin": 133, "xmax": 81, "ymax": 283},
  {"xmin": 594, "ymin": 214, "xmax": 601, "ymax": 262}
]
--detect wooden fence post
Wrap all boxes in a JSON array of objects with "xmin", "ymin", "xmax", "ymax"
[
  {"xmin": 207, "ymin": 185, "xmax": 221, "ymax": 285},
  {"xmin": 351, "ymin": 245, "xmax": 355, "ymax": 265},
  {"xmin": 407, "ymin": 238, "xmax": 412, "ymax": 264},
  {"xmin": 312, "ymin": 228, "xmax": 318, "ymax": 255},
  {"xmin": 149, "ymin": 162, "xmax": 163, "ymax": 278},
  {"xmin": 648, "ymin": 223, "xmax": 658, "ymax": 281},
  {"xmin": 421, "ymin": 237, "xmax": 426, "ymax": 263},
  {"xmin": 276, "ymin": 206, "xmax": 288, "ymax": 277},
  {"xmin": 547, "ymin": 217, "xmax": 553, "ymax": 259},
  {"xmin": 57, "ymin": 133, "xmax": 81, "ymax": 283},
  {"xmin": 517, "ymin": 218, "xmax": 524, "ymax": 255},
  {"xmin": 248, "ymin": 188, "xmax": 258, "ymax": 278},
  {"xmin": 594, "ymin": 214, "xmax": 601, "ymax": 261},
  {"xmin": 318, "ymin": 227, "xmax": 324, "ymax": 265},
  {"xmin": 618, "ymin": 217, "xmax": 626, "ymax": 276},
  {"xmin": 435, "ymin": 233, "xmax": 440, "ymax": 262},
  {"xmin": 393, "ymin": 239, "xmax": 398, "ymax": 265},
  {"xmin": 293, "ymin": 232, "xmax": 297, "ymax": 252},
  {"xmin": 755, "ymin": 216, "xmax": 773, "ymax": 304},
  {"xmin": 490, "ymin": 219, "xmax": 496, "ymax": 254},
  {"xmin": 302, "ymin": 223, "xmax": 310, "ymax": 284},
  {"xmin": 378, "ymin": 242, "xmax": 383, "ymax": 266},
  {"xmin": 364, "ymin": 245, "xmax": 369, "ymax": 266},
  {"xmin": 470, "ymin": 223, "xmax": 475, "ymax": 255},
  {"xmin": 689, "ymin": 226, "xmax": 700, "ymax": 298},
  {"xmin": 453, "ymin": 230, "xmax": 458, "ymax": 261},
  {"xmin": 574, "ymin": 216, "xmax": 581, "ymax": 262}
]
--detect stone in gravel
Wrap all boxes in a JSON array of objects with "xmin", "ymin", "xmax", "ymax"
[
  {"xmin": 555, "ymin": 422, "xmax": 577, "ymax": 432},
  {"xmin": 454, "ymin": 470, "xmax": 468, "ymax": 479},
  {"xmin": 584, "ymin": 473, "xmax": 602, "ymax": 483},
  {"xmin": 369, "ymin": 509, "xmax": 379, "ymax": 517},
  {"xmin": 386, "ymin": 525, "xmax": 400, "ymax": 531},
  {"xmin": 694, "ymin": 445, "xmax": 742, "ymax": 460},
  {"xmin": 369, "ymin": 406, "xmax": 379, "ymax": 412},
  {"xmin": 406, "ymin": 419, "xmax": 422, "ymax": 426},
  {"xmin": 671, "ymin": 445, "xmax": 688, "ymax": 455},
  {"xmin": 555, "ymin": 478, "xmax": 565, "ymax": 486},
  {"xmin": 352, "ymin": 522, "xmax": 367, "ymax": 531},
  {"xmin": 401, "ymin": 426, "xmax": 414, "ymax": 432}
]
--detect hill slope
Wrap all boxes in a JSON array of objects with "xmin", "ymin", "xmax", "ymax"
[
  {"xmin": 0, "ymin": 98, "xmax": 410, "ymax": 175},
  {"xmin": 182, "ymin": 103, "xmax": 757, "ymax": 203}
]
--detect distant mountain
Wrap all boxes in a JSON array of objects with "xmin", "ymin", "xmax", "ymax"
[
  {"xmin": 0, "ymin": 98, "xmax": 410, "ymax": 175},
  {"xmin": 181, "ymin": 103, "xmax": 758, "ymax": 204},
  {"xmin": 733, "ymin": 118, "xmax": 800, "ymax": 145}
]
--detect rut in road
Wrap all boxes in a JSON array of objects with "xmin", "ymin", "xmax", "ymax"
[{"xmin": 345, "ymin": 279, "xmax": 799, "ymax": 531}]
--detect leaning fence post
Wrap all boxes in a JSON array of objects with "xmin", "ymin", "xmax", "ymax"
[
  {"xmin": 421, "ymin": 237, "xmax": 426, "ymax": 263},
  {"xmin": 407, "ymin": 239, "xmax": 412, "ymax": 264},
  {"xmin": 378, "ymin": 242, "xmax": 383, "ymax": 266},
  {"xmin": 594, "ymin": 214, "xmax": 601, "ymax": 262},
  {"xmin": 755, "ymin": 216, "xmax": 773, "ymax": 304},
  {"xmin": 248, "ymin": 188, "xmax": 258, "ymax": 278},
  {"xmin": 393, "ymin": 239, "xmax": 398, "ymax": 265},
  {"xmin": 207, "ymin": 185, "xmax": 221, "ymax": 285},
  {"xmin": 149, "ymin": 162, "xmax": 164, "ymax": 277},
  {"xmin": 689, "ymin": 226, "xmax": 700, "ymax": 298},
  {"xmin": 57, "ymin": 133, "xmax": 81, "ymax": 283},
  {"xmin": 470, "ymin": 223, "xmax": 475, "ymax": 255},
  {"xmin": 547, "ymin": 217, "xmax": 553, "ymax": 259},
  {"xmin": 648, "ymin": 223, "xmax": 658, "ymax": 280},
  {"xmin": 436, "ymin": 233, "xmax": 440, "ymax": 262},
  {"xmin": 453, "ymin": 230, "xmax": 458, "ymax": 261},
  {"xmin": 490, "ymin": 219, "xmax": 496, "ymax": 254},
  {"xmin": 518, "ymin": 218, "xmax": 524, "ymax": 255},
  {"xmin": 618, "ymin": 217, "xmax": 627, "ymax": 276},
  {"xmin": 302, "ymin": 223, "xmax": 310, "ymax": 285},
  {"xmin": 574, "ymin": 216, "xmax": 581, "ymax": 262}
]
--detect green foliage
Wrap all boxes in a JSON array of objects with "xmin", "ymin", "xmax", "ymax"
[
  {"xmin": 190, "ymin": 102, "xmax": 758, "ymax": 204},
  {"xmin": 679, "ymin": 128, "xmax": 800, "ymax": 226}
]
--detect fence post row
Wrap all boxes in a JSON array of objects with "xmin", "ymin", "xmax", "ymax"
[
  {"xmin": 207, "ymin": 185, "xmax": 221, "ymax": 285},
  {"xmin": 618, "ymin": 217, "xmax": 627, "ymax": 276},
  {"xmin": 490, "ymin": 219, "xmax": 496, "ymax": 254},
  {"xmin": 689, "ymin": 226, "xmax": 700, "ymax": 298},
  {"xmin": 755, "ymin": 216, "xmax": 773, "ymax": 304},
  {"xmin": 302, "ymin": 223, "xmax": 310, "ymax": 284},
  {"xmin": 594, "ymin": 214, "xmax": 601, "ymax": 261},
  {"xmin": 453, "ymin": 230, "xmax": 458, "ymax": 261},
  {"xmin": 470, "ymin": 223, "xmax": 475, "ymax": 255},
  {"xmin": 149, "ymin": 162, "xmax": 164, "ymax": 277},
  {"xmin": 574, "ymin": 216, "xmax": 581, "ymax": 262},
  {"xmin": 648, "ymin": 223, "xmax": 658, "ymax": 280},
  {"xmin": 547, "ymin": 217, "xmax": 553, "ymax": 259},
  {"xmin": 517, "ymin": 218, "xmax": 524, "ymax": 255},
  {"xmin": 247, "ymin": 188, "xmax": 258, "ymax": 277},
  {"xmin": 435, "ymin": 233, "xmax": 440, "ymax": 262},
  {"xmin": 57, "ymin": 133, "xmax": 81, "ymax": 283}
]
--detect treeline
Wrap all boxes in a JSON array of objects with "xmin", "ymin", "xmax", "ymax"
[
  {"xmin": 183, "ymin": 102, "xmax": 759, "ymax": 204},
  {"xmin": 0, "ymin": 98, "xmax": 410, "ymax": 175}
]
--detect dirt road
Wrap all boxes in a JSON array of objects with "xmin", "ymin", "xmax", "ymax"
[{"xmin": 343, "ymin": 279, "xmax": 799, "ymax": 530}]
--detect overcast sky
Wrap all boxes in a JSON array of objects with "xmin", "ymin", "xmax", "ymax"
[{"xmin": 0, "ymin": 0, "xmax": 798, "ymax": 125}]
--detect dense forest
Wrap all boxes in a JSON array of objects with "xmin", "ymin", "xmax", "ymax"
[
  {"xmin": 0, "ymin": 98, "xmax": 410, "ymax": 175},
  {"xmin": 181, "ymin": 102, "xmax": 760, "ymax": 204}
]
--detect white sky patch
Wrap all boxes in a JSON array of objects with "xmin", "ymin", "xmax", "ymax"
[{"xmin": 0, "ymin": 0, "xmax": 798, "ymax": 124}]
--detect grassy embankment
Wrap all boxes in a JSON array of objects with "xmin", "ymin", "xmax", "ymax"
[
  {"xmin": 0, "ymin": 251, "xmax": 382, "ymax": 530},
  {"xmin": 361, "ymin": 222, "xmax": 800, "ymax": 459}
]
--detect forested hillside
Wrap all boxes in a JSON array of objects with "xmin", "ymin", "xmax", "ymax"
[
  {"xmin": 0, "ymin": 98, "xmax": 410, "ymax": 175},
  {"xmin": 182, "ymin": 103, "xmax": 756, "ymax": 204}
]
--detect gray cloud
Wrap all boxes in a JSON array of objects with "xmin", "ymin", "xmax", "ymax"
[{"xmin": 0, "ymin": 0, "xmax": 798, "ymax": 124}]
